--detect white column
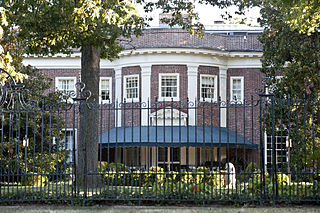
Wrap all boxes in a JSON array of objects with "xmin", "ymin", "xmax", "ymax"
[
  {"xmin": 219, "ymin": 66, "xmax": 228, "ymax": 127},
  {"xmin": 187, "ymin": 65, "xmax": 198, "ymax": 166},
  {"xmin": 115, "ymin": 67, "xmax": 122, "ymax": 127},
  {"xmin": 141, "ymin": 64, "xmax": 152, "ymax": 126},
  {"xmin": 187, "ymin": 64, "xmax": 198, "ymax": 126}
]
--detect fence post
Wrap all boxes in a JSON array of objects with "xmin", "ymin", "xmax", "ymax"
[
  {"xmin": 72, "ymin": 82, "xmax": 91, "ymax": 200},
  {"xmin": 259, "ymin": 94, "xmax": 265, "ymax": 205}
]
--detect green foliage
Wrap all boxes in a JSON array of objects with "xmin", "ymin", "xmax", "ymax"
[
  {"xmin": 2, "ymin": 1, "xmax": 144, "ymax": 61},
  {"xmin": 108, "ymin": 162, "xmax": 129, "ymax": 172},
  {"xmin": 0, "ymin": 7, "xmax": 27, "ymax": 83},
  {"xmin": 97, "ymin": 161, "xmax": 109, "ymax": 172},
  {"xmin": 252, "ymin": 0, "xmax": 320, "ymax": 176},
  {"xmin": 0, "ymin": 66, "xmax": 69, "ymax": 183},
  {"xmin": 22, "ymin": 172, "xmax": 48, "ymax": 187}
]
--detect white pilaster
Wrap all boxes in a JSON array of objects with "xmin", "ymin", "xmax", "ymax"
[
  {"xmin": 219, "ymin": 66, "xmax": 228, "ymax": 127},
  {"xmin": 141, "ymin": 64, "xmax": 152, "ymax": 125},
  {"xmin": 187, "ymin": 64, "xmax": 198, "ymax": 125},
  {"xmin": 115, "ymin": 67, "xmax": 122, "ymax": 127}
]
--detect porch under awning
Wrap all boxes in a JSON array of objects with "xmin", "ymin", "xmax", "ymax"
[{"xmin": 99, "ymin": 126, "xmax": 258, "ymax": 149}]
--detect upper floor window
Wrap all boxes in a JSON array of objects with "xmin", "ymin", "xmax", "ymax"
[
  {"xmin": 124, "ymin": 75, "xmax": 139, "ymax": 102},
  {"xmin": 230, "ymin": 76, "xmax": 244, "ymax": 103},
  {"xmin": 55, "ymin": 77, "xmax": 76, "ymax": 99},
  {"xmin": 200, "ymin": 74, "xmax": 217, "ymax": 102},
  {"xmin": 100, "ymin": 77, "xmax": 112, "ymax": 103},
  {"xmin": 159, "ymin": 73, "xmax": 179, "ymax": 101}
]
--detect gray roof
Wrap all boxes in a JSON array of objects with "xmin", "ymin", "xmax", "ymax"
[
  {"xmin": 123, "ymin": 28, "xmax": 263, "ymax": 52},
  {"xmin": 99, "ymin": 126, "xmax": 258, "ymax": 149}
]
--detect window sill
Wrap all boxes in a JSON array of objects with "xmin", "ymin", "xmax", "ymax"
[
  {"xmin": 123, "ymin": 98, "xmax": 139, "ymax": 103},
  {"xmin": 200, "ymin": 98, "xmax": 217, "ymax": 103},
  {"xmin": 100, "ymin": 100, "xmax": 112, "ymax": 104},
  {"xmin": 158, "ymin": 97, "xmax": 180, "ymax": 102}
]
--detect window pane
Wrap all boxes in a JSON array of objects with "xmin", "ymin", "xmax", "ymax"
[
  {"xmin": 201, "ymin": 76, "xmax": 215, "ymax": 99},
  {"xmin": 125, "ymin": 76, "xmax": 138, "ymax": 99},
  {"xmin": 58, "ymin": 79, "xmax": 75, "ymax": 96},
  {"xmin": 161, "ymin": 75, "xmax": 178, "ymax": 98},
  {"xmin": 100, "ymin": 79, "xmax": 111, "ymax": 101}
]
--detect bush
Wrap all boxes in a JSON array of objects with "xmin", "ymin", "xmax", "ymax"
[
  {"xmin": 238, "ymin": 162, "xmax": 261, "ymax": 183},
  {"xmin": 22, "ymin": 172, "xmax": 48, "ymax": 187},
  {"xmin": 108, "ymin": 162, "xmax": 128, "ymax": 172},
  {"xmin": 277, "ymin": 173, "xmax": 290, "ymax": 185},
  {"xmin": 206, "ymin": 171, "xmax": 225, "ymax": 188},
  {"xmin": 97, "ymin": 161, "xmax": 108, "ymax": 172},
  {"xmin": 145, "ymin": 166, "xmax": 165, "ymax": 185}
]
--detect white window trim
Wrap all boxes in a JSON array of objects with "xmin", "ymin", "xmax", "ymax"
[
  {"xmin": 200, "ymin": 74, "xmax": 218, "ymax": 102},
  {"xmin": 123, "ymin": 74, "xmax": 139, "ymax": 102},
  {"xmin": 53, "ymin": 128, "xmax": 77, "ymax": 148},
  {"xmin": 264, "ymin": 133, "xmax": 289, "ymax": 171},
  {"xmin": 55, "ymin": 77, "xmax": 77, "ymax": 102},
  {"xmin": 230, "ymin": 76, "xmax": 244, "ymax": 104},
  {"xmin": 62, "ymin": 128, "xmax": 77, "ymax": 163},
  {"xmin": 99, "ymin": 77, "xmax": 112, "ymax": 104},
  {"xmin": 158, "ymin": 73, "xmax": 180, "ymax": 101}
]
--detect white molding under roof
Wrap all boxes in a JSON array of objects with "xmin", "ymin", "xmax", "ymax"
[{"xmin": 23, "ymin": 48, "xmax": 262, "ymax": 69}]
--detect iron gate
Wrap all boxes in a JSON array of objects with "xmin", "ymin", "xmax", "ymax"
[{"xmin": 0, "ymin": 69, "xmax": 319, "ymax": 204}]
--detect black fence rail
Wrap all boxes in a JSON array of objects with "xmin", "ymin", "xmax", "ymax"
[{"xmin": 0, "ymin": 71, "xmax": 319, "ymax": 204}]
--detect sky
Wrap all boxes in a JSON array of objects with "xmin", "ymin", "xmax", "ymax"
[{"xmin": 137, "ymin": 2, "xmax": 261, "ymax": 27}]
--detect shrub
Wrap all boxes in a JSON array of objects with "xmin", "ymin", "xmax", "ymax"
[
  {"xmin": 238, "ymin": 162, "xmax": 261, "ymax": 183},
  {"xmin": 145, "ymin": 166, "xmax": 165, "ymax": 185},
  {"xmin": 97, "ymin": 161, "xmax": 108, "ymax": 172},
  {"xmin": 206, "ymin": 171, "xmax": 225, "ymax": 188},
  {"xmin": 22, "ymin": 172, "xmax": 48, "ymax": 187},
  {"xmin": 108, "ymin": 162, "xmax": 128, "ymax": 172},
  {"xmin": 277, "ymin": 173, "xmax": 290, "ymax": 185}
]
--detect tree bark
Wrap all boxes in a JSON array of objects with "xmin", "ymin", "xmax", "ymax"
[{"xmin": 77, "ymin": 46, "xmax": 101, "ymax": 190}]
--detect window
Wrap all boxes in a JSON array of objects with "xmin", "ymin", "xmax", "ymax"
[
  {"xmin": 53, "ymin": 129, "xmax": 77, "ymax": 163},
  {"xmin": 200, "ymin": 74, "xmax": 217, "ymax": 102},
  {"xmin": 158, "ymin": 147, "xmax": 180, "ymax": 171},
  {"xmin": 159, "ymin": 73, "xmax": 179, "ymax": 101},
  {"xmin": 124, "ymin": 75, "xmax": 139, "ymax": 102},
  {"xmin": 55, "ymin": 77, "xmax": 76, "ymax": 100},
  {"xmin": 99, "ymin": 77, "xmax": 112, "ymax": 103},
  {"xmin": 266, "ymin": 135, "xmax": 288, "ymax": 172},
  {"xmin": 230, "ymin": 77, "xmax": 244, "ymax": 103}
]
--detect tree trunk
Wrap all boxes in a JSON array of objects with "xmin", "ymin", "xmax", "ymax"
[{"xmin": 77, "ymin": 46, "xmax": 101, "ymax": 190}]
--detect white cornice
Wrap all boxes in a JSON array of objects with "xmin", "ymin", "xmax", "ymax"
[{"xmin": 23, "ymin": 48, "xmax": 262, "ymax": 69}]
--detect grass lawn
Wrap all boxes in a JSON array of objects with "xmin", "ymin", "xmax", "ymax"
[{"xmin": 0, "ymin": 206, "xmax": 319, "ymax": 213}]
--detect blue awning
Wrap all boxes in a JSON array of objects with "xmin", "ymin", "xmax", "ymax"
[{"xmin": 99, "ymin": 126, "xmax": 258, "ymax": 149}]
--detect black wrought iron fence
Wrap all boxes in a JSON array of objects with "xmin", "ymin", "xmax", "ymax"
[{"xmin": 0, "ymin": 70, "xmax": 319, "ymax": 204}]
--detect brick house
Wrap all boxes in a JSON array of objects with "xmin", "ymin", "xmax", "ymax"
[{"xmin": 23, "ymin": 25, "xmax": 282, "ymax": 171}]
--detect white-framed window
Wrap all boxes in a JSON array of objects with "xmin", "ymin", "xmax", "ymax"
[
  {"xmin": 200, "ymin": 74, "xmax": 217, "ymax": 102},
  {"xmin": 265, "ymin": 135, "xmax": 289, "ymax": 172},
  {"xmin": 99, "ymin": 77, "xmax": 112, "ymax": 103},
  {"xmin": 230, "ymin": 76, "xmax": 244, "ymax": 103},
  {"xmin": 159, "ymin": 73, "xmax": 179, "ymax": 101},
  {"xmin": 53, "ymin": 129, "xmax": 77, "ymax": 163},
  {"xmin": 55, "ymin": 77, "xmax": 76, "ymax": 101},
  {"xmin": 123, "ymin": 75, "xmax": 139, "ymax": 102}
]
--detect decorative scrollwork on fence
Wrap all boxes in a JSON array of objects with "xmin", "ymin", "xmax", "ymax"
[
  {"xmin": 0, "ymin": 68, "xmax": 39, "ymax": 110},
  {"xmin": 71, "ymin": 82, "xmax": 91, "ymax": 102},
  {"xmin": 256, "ymin": 76, "xmax": 278, "ymax": 97}
]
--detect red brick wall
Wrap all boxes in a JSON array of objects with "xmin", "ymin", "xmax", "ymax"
[
  {"xmin": 40, "ymin": 66, "xmax": 265, "ymax": 149},
  {"xmin": 121, "ymin": 66, "xmax": 141, "ymax": 126},
  {"xmin": 227, "ymin": 68, "xmax": 265, "ymax": 146},
  {"xmin": 196, "ymin": 66, "xmax": 220, "ymax": 127},
  {"xmin": 151, "ymin": 65, "xmax": 188, "ymax": 103}
]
